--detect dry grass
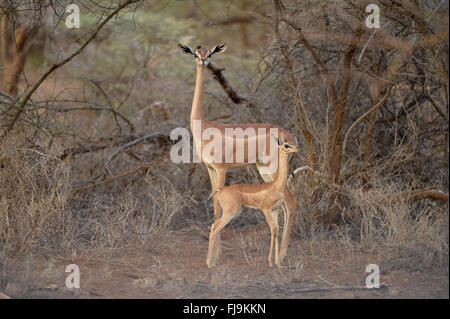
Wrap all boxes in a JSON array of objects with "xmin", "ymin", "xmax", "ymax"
[
  {"xmin": 289, "ymin": 174, "xmax": 449, "ymax": 276},
  {"xmin": 343, "ymin": 185, "xmax": 449, "ymax": 275},
  {"xmin": 0, "ymin": 138, "xmax": 72, "ymax": 256},
  {"xmin": 0, "ymin": 137, "xmax": 189, "ymax": 260}
]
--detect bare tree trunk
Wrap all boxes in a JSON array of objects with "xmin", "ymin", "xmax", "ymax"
[
  {"xmin": 281, "ymin": 13, "xmax": 364, "ymax": 224},
  {"xmin": 326, "ymin": 27, "xmax": 363, "ymax": 224},
  {"xmin": 1, "ymin": 11, "xmax": 28, "ymax": 96}
]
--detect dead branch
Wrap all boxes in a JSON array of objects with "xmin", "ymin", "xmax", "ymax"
[
  {"xmin": 83, "ymin": 78, "xmax": 133, "ymax": 134},
  {"xmin": 105, "ymin": 132, "xmax": 164, "ymax": 175},
  {"xmin": 291, "ymin": 165, "xmax": 331, "ymax": 178},
  {"xmin": 35, "ymin": 104, "xmax": 135, "ymax": 133},
  {"xmin": 281, "ymin": 16, "xmax": 338, "ymax": 106},
  {"xmin": 287, "ymin": 165, "xmax": 333, "ymax": 186},
  {"xmin": 209, "ymin": 16, "xmax": 255, "ymax": 26},
  {"xmin": 285, "ymin": 284, "xmax": 389, "ymax": 293},
  {"xmin": 342, "ymin": 85, "xmax": 393, "ymax": 157},
  {"xmin": 403, "ymin": 188, "xmax": 449, "ymax": 202},
  {"xmin": 267, "ymin": 274, "xmax": 390, "ymax": 294},
  {"xmin": 68, "ymin": 161, "xmax": 177, "ymax": 203},
  {"xmin": 424, "ymin": 94, "xmax": 448, "ymax": 122},
  {"xmin": 388, "ymin": 0, "xmax": 449, "ymax": 86},
  {"xmin": 59, "ymin": 132, "xmax": 171, "ymax": 160},
  {"xmin": 59, "ymin": 141, "xmax": 121, "ymax": 161},
  {"xmin": 206, "ymin": 62, "xmax": 254, "ymax": 107},
  {"xmin": 280, "ymin": 25, "xmax": 448, "ymax": 51},
  {"xmin": 362, "ymin": 33, "xmax": 415, "ymax": 186}
]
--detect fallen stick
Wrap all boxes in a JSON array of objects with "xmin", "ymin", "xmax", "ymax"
[
  {"xmin": 288, "ymin": 283, "xmax": 390, "ymax": 294},
  {"xmin": 403, "ymin": 188, "xmax": 449, "ymax": 202}
]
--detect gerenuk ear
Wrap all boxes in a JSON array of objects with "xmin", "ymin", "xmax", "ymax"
[
  {"xmin": 178, "ymin": 44, "xmax": 194, "ymax": 55},
  {"xmin": 210, "ymin": 43, "xmax": 227, "ymax": 55},
  {"xmin": 272, "ymin": 134, "xmax": 282, "ymax": 146}
]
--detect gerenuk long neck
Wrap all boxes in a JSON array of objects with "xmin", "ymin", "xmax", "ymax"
[
  {"xmin": 273, "ymin": 150, "xmax": 289, "ymax": 190},
  {"xmin": 190, "ymin": 65, "xmax": 205, "ymax": 128}
]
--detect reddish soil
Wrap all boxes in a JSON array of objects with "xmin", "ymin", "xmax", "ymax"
[{"xmin": 2, "ymin": 226, "xmax": 448, "ymax": 299}]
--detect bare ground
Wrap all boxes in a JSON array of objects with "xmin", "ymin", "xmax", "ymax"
[{"xmin": 2, "ymin": 223, "xmax": 448, "ymax": 299}]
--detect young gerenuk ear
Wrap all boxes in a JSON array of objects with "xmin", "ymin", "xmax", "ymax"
[
  {"xmin": 178, "ymin": 44, "xmax": 194, "ymax": 55},
  {"xmin": 210, "ymin": 43, "xmax": 227, "ymax": 55},
  {"xmin": 272, "ymin": 134, "xmax": 282, "ymax": 146}
]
